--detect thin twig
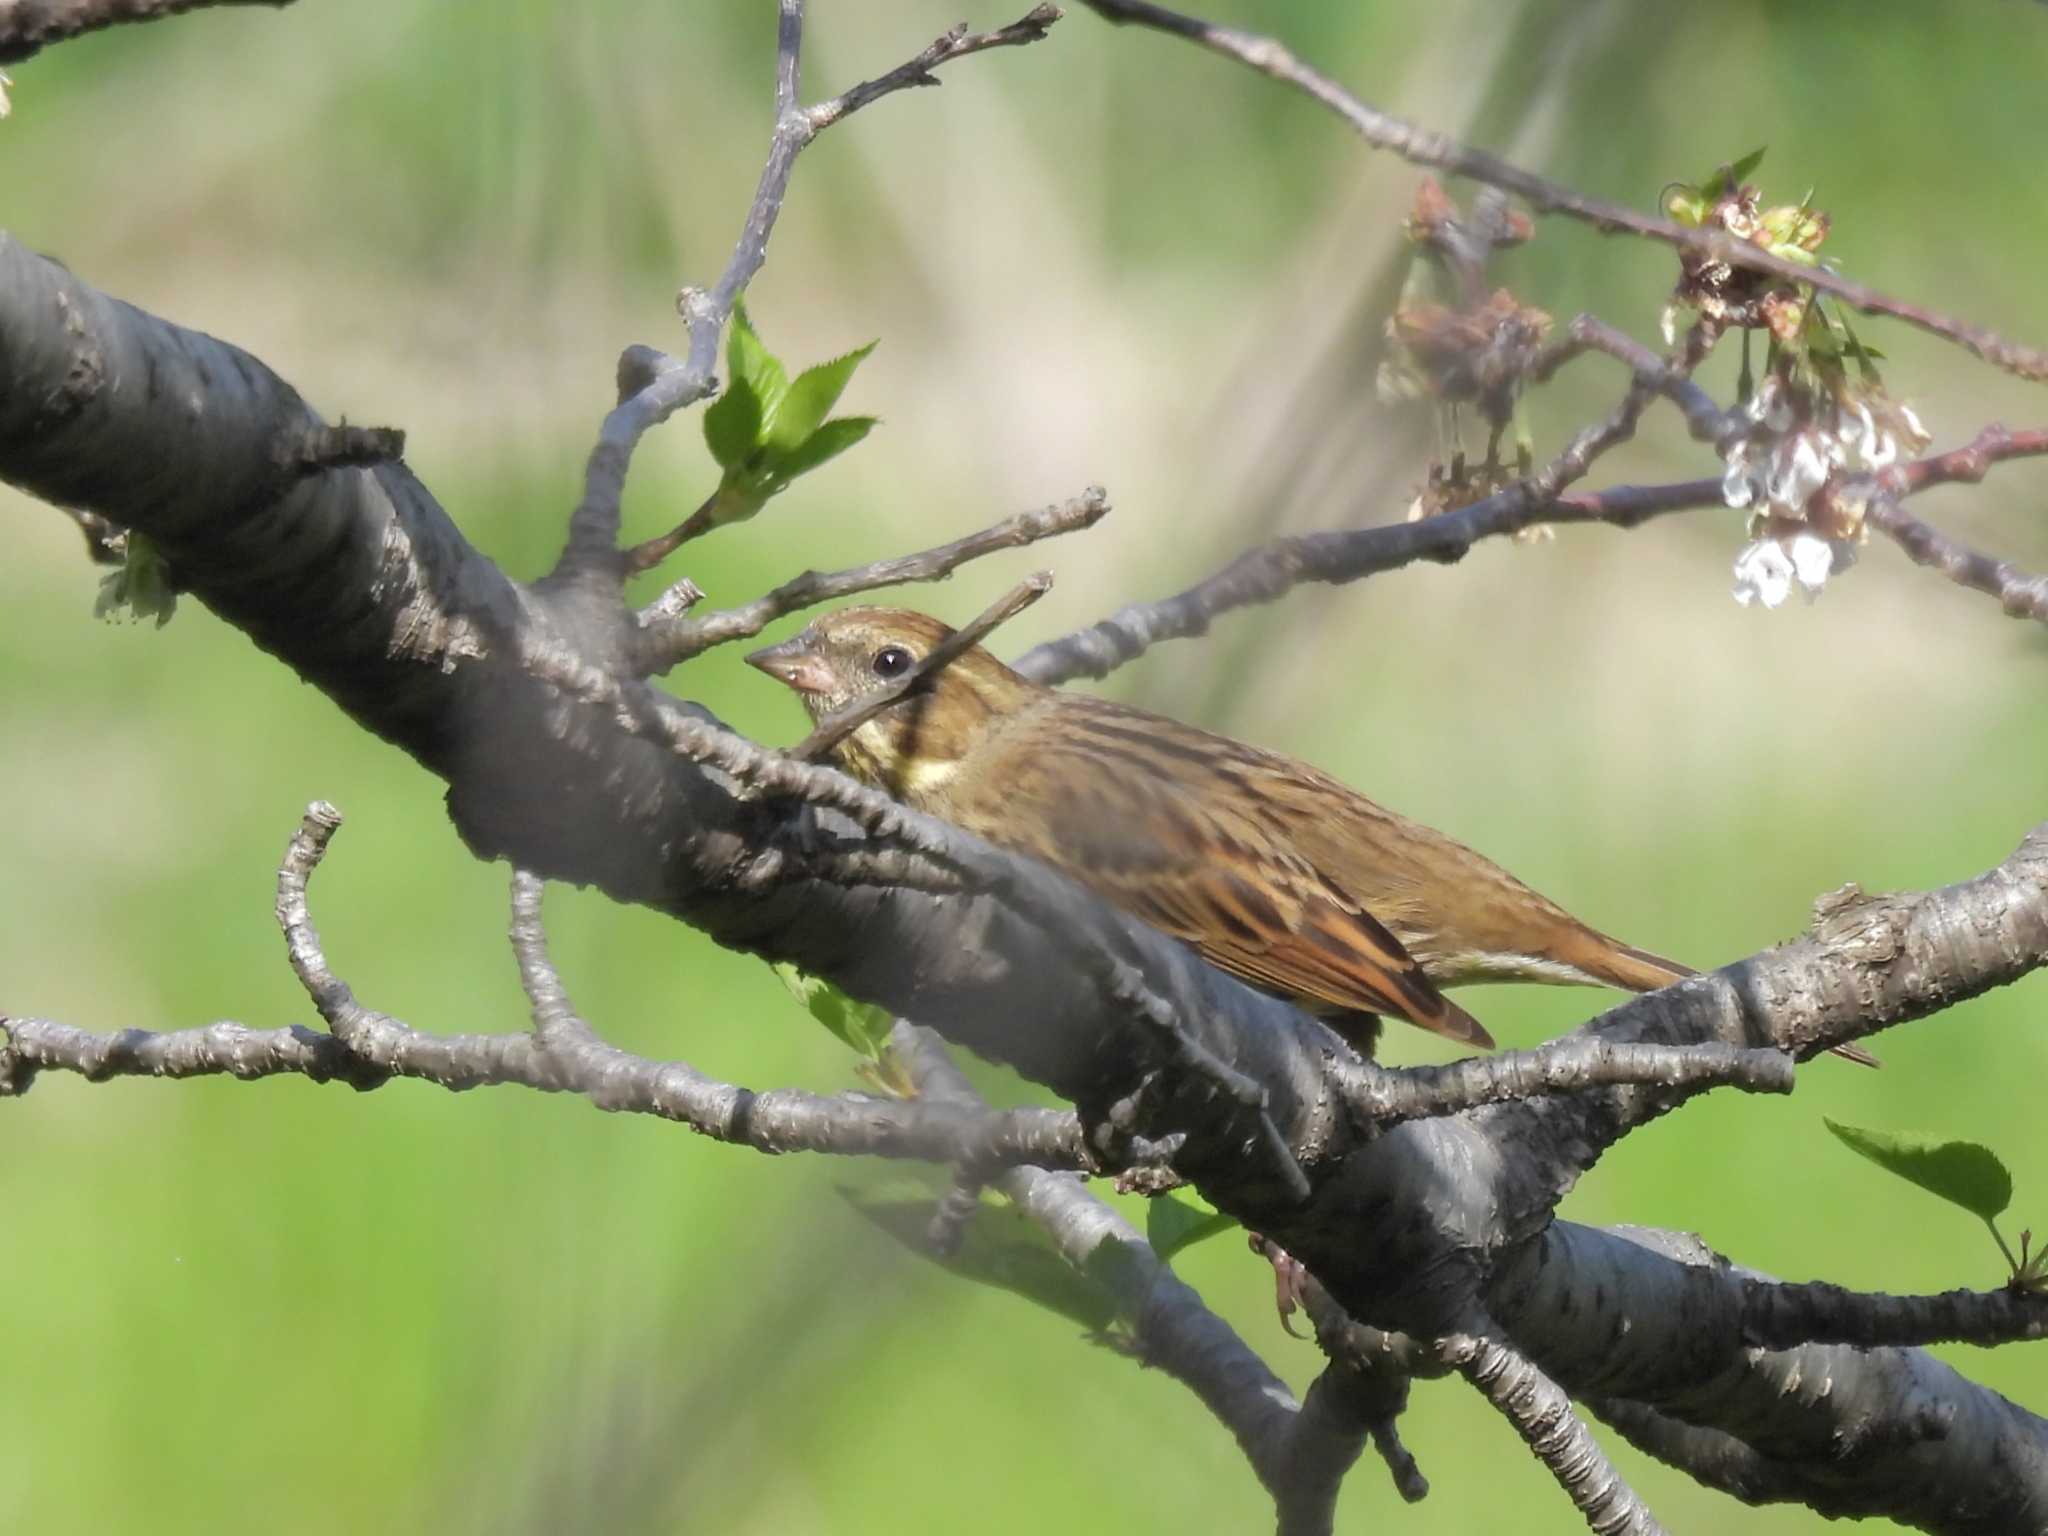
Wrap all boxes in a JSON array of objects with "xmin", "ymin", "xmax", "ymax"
[
  {"xmin": 806, "ymin": 3, "xmax": 1064, "ymax": 132},
  {"xmin": 1532, "ymin": 315, "xmax": 1735, "ymax": 449},
  {"xmin": 1282, "ymin": 1255, "xmax": 1436, "ymax": 1504},
  {"xmin": 1082, "ymin": 0, "xmax": 2048, "ymax": 385},
  {"xmin": 1865, "ymin": 497, "xmax": 2048, "ymax": 625},
  {"xmin": 638, "ymin": 486, "xmax": 1109, "ymax": 672},
  {"xmin": 793, "ymin": 570, "xmax": 1054, "ymax": 760},
  {"xmin": 1018, "ymin": 411, "xmax": 2048, "ymax": 686},
  {"xmin": 0, "ymin": 805, "xmax": 1094, "ymax": 1170},
  {"xmin": 1841, "ymin": 424, "xmax": 2048, "ymax": 625},
  {"xmin": 1439, "ymin": 1323, "xmax": 1666, "ymax": 1536},
  {"xmin": 1014, "ymin": 459, "xmax": 1721, "ymax": 685},
  {"xmin": 1332, "ymin": 1036, "xmax": 1793, "ymax": 1129}
]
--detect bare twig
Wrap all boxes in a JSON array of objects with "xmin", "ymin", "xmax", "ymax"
[
  {"xmin": 793, "ymin": 570, "xmax": 1054, "ymax": 760},
  {"xmin": 1014, "ymin": 464, "xmax": 1721, "ymax": 685},
  {"xmin": 1278, "ymin": 1254, "xmax": 1437, "ymax": 1504},
  {"xmin": 1831, "ymin": 424, "xmax": 2048, "ymax": 626},
  {"xmin": 1533, "ymin": 315, "xmax": 1735, "ymax": 448},
  {"xmin": 0, "ymin": 1016, "xmax": 387, "ymax": 1096},
  {"xmin": 638, "ymin": 486, "xmax": 1108, "ymax": 672},
  {"xmin": 1081, "ymin": 0, "xmax": 2048, "ymax": 385},
  {"xmin": 1018, "ymin": 412, "xmax": 2048, "ymax": 686},
  {"xmin": 806, "ymin": 3, "xmax": 1063, "ymax": 132},
  {"xmin": 1, "ymin": 804, "xmax": 1093, "ymax": 1170},
  {"xmin": 1334, "ymin": 1036, "xmax": 1794, "ymax": 1129},
  {"xmin": 551, "ymin": 1, "xmax": 1064, "ymax": 577},
  {"xmin": 1439, "ymin": 1324, "xmax": 1665, "ymax": 1536},
  {"xmin": 1877, "ymin": 423, "xmax": 2048, "ymax": 497},
  {"xmin": 1865, "ymin": 497, "xmax": 2048, "ymax": 625}
]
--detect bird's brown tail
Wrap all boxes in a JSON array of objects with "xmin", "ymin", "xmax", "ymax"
[
  {"xmin": 1574, "ymin": 934, "xmax": 1880, "ymax": 1068},
  {"xmin": 1569, "ymin": 938, "xmax": 1697, "ymax": 994}
]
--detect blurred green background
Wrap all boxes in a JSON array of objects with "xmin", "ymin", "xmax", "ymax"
[{"xmin": 3, "ymin": 2, "xmax": 2045, "ymax": 1531}]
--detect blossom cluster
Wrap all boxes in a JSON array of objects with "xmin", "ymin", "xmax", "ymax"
[{"xmin": 1722, "ymin": 375, "xmax": 1929, "ymax": 608}]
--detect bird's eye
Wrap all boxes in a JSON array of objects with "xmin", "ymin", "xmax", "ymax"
[{"xmin": 871, "ymin": 645, "xmax": 915, "ymax": 679}]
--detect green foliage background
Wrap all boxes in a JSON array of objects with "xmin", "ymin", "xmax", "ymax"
[{"xmin": 3, "ymin": 3, "xmax": 2045, "ymax": 1531}]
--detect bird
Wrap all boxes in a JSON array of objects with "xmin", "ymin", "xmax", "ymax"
[{"xmin": 748, "ymin": 606, "xmax": 1873, "ymax": 1063}]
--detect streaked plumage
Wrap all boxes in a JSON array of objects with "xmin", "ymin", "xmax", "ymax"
[{"xmin": 747, "ymin": 608, "xmax": 1825, "ymax": 1058}]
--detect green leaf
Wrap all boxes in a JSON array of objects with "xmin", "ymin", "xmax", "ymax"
[
  {"xmin": 1726, "ymin": 145, "xmax": 1768, "ymax": 185},
  {"xmin": 92, "ymin": 533, "xmax": 177, "ymax": 628},
  {"xmin": 701, "ymin": 374, "xmax": 763, "ymax": 470},
  {"xmin": 848, "ymin": 1188, "xmax": 1123, "ymax": 1333},
  {"xmin": 1824, "ymin": 1119, "xmax": 2013, "ymax": 1222},
  {"xmin": 771, "ymin": 415, "xmax": 877, "ymax": 485},
  {"xmin": 726, "ymin": 302, "xmax": 788, "ymax": 427},
  {"xmin": 773, "ymin": 963, "xmax": 892, "ymax": 1061},
  {"xmin": 768, "ymin": 340, "xmax": 876, "ymax": 452},
  {"xmin": 1145, "ymin": 1190, "xmax": 1237, "ymax": 1262}
]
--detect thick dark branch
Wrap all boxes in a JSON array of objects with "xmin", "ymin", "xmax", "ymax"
[
  {"xmin": 639, "ymin": 486, "xmax": 1108, "ymax": 670},
  {"xmin": 1586, "ymin": 1398, "xmax": 1807, "ymax": 1507},
  {"xmin": 0, "ymin": 0, "xmax": 287, "ymax": 65},
  {"xmin": 1495, "ymin": 1223, "xmax": 2048, "ymax": 1531},
  {"xmin": 1081, "ymin": 0, "xmax": 2048, "ymax": 385}
]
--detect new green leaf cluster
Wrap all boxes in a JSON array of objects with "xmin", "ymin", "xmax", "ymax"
[{"xmin": 699, "ymin": 304, "xmax": 877, "ymax": 531}]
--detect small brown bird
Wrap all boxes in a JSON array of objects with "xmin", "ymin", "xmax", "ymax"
[{"xmin": 748, "ymin": 607, "xmax": 1857, "ymax": 1060}]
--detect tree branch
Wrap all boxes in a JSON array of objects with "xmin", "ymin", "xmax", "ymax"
[
  {"xmin": 1492, "ymin": 1223, "xmax": 2048, "ymax": 1530},
  {"xmin": 2, "ymin": 804, "xmax": 1093, "ymax": 1176},
  {"xmin": 1439, "ymin": 1322, "xmax": 1666, "ymax": 1536},
  {"xmin": 637, "ymin": 486, "xmax": 1109, "ymax": 671},
  {"xmin": 1864, "ymin": 497, "xmax": 2048, "ymax": 626},
  {"xmin": 1080, "ymin": 0, "xmax": 2048, "ymax": 385},
  {"xmin": 0, "ymin": 0, "xmax": 288, "ymax": 65}
]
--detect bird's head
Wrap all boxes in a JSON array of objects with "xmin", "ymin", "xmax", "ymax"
[{"xmin": 746, "ymin": 606, "xmax": 1037, "ymax": 797}]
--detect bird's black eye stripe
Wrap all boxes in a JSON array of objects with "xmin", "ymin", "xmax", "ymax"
[{"xmin": 872, "ymin": 645, "xmax": 914, "ymax": 679}]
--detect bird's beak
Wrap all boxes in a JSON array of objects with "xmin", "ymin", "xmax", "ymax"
[{"xmin": 745, "ymin": 633, "xmax": 836, "ymax": 696}]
